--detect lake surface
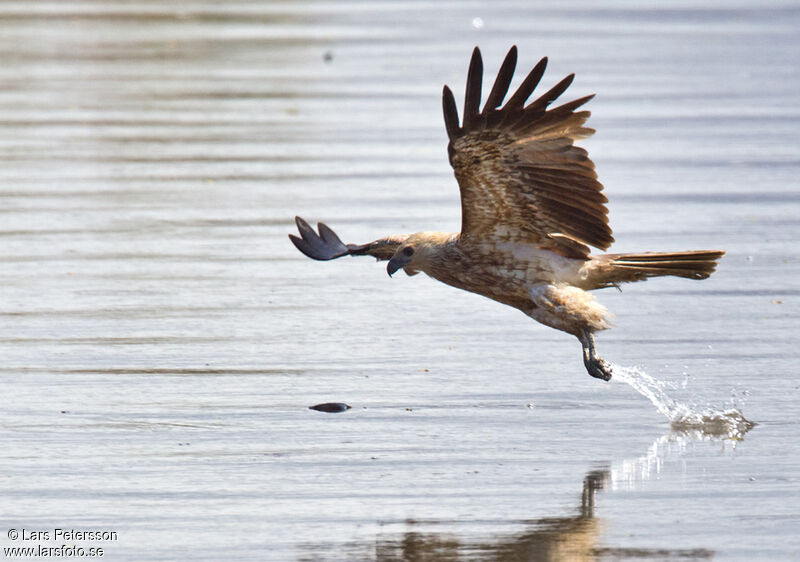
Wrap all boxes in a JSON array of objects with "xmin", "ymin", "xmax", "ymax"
[{"xmin": 1, "ymin": 1, "xmax": 799, "ymax": 560}]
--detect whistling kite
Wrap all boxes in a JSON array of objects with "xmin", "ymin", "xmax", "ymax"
[{"xmin": 290, "ymin": 46, "xmax": 724, "ymax": 381}]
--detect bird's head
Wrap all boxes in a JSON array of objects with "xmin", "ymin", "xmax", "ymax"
[{"xmin": 386, "ymin": 232, "xmax": 453, "ymax": 277}]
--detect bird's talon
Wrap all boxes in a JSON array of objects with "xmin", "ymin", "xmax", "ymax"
[{"xmin": 585, "ymin": 358, "xmax": 612, "ymax": 381}]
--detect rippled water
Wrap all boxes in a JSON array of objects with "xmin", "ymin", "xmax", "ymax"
[{"xmin": 1, "ymin": 1, "xmax": 799, "ymax": 561}]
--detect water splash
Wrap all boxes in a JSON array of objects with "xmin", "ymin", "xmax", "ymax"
[{"xmin": 611, "ymin": 364, "xmax": 754, "ymax": 440}]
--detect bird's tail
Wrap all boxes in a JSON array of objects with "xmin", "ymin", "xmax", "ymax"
[{"xmin": 586, "ymin": 250, "xmax": 725, "ymax": 288}]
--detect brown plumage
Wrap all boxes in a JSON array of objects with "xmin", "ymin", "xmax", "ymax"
[{"xmin": 289, "ymin": 46, "xmax": 725, "ymax": 382}]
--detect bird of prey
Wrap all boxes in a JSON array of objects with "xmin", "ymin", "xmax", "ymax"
[{"xmin": 289, "ymin": 46, "xmax": 724, "ymax": 381}]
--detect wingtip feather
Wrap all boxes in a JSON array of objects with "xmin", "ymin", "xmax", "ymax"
[
  {"xmin": 294, "ymin": 216, "xmax": 316, "ymax": 239},
  {"xmin": 442, "ymin": 84, "xmax": 460, "ymax": 139},
  {"xmin": 463, "ymin": 47, "xmax": 483, "ymax": 129},
  {"xmin": 482, "ymin": 45, "xmax": 518, "ymax": 115},
  {"xmin": 504, "ymin": 56, "xmax": 548, "ymax": 110},
  {"xmin": 317, "ymin": 221, "xmax": 345, "ymax": 246},
  {"xmin": 288, "ymin": 233, "xmax": 313, "ymax": 258}
]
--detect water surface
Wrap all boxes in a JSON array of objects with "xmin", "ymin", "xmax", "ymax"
[{"xmin": 1, "ymin": 1, "xmax": 799, "ymax": 560}]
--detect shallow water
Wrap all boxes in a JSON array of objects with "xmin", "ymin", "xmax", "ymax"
[
  {"xmin": 1, "ymin": 1, "xmax": 799, "ymax": 561},
  {"xmin": 611, "ymin": 364, "xmax": 755, "ymax": 440}
]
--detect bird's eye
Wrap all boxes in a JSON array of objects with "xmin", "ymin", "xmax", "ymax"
[{"xmin": 403, "ymin": 247, "xmax": 415, "ymax": 257}]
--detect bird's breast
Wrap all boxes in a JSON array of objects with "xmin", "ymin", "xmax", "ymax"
[{"xmin": 422, "ymin": 242, "xmax": 584, "ymax": 314}]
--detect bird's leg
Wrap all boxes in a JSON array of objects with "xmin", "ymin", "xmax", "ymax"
[{"xmin": 579, "ymin": 329, "xmax": 612, "ymax": 381}]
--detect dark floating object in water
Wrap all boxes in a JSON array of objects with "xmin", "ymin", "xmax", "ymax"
[{"xmin": 309, "ymin": 402, "xmax": 351, "ymax": 413}]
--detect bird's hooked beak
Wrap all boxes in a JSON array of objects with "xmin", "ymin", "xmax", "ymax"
[{"xmin": 387, "ymin": 254, "xmax": 410, "ymax": 277}]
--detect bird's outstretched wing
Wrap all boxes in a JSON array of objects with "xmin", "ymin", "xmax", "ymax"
[
  {"xmin": 443, "ymin": 46, "xmax": 613, "ymax": 257},
  {"xmin": 289, "ymin": 216, "xmax": 407, "ymax": 261}
]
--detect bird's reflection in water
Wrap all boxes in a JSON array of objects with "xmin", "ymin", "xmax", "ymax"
[
  {"xmin": 372, "ymin": 469, "xmax": 613, "ymax": 561},
  {"xmin": 303, "ymin": 425, "xmax": 749, "ymax": 561},
  {"xmin": 369, "ymin": 466, "xmax": 712, "ymax": 561}
]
